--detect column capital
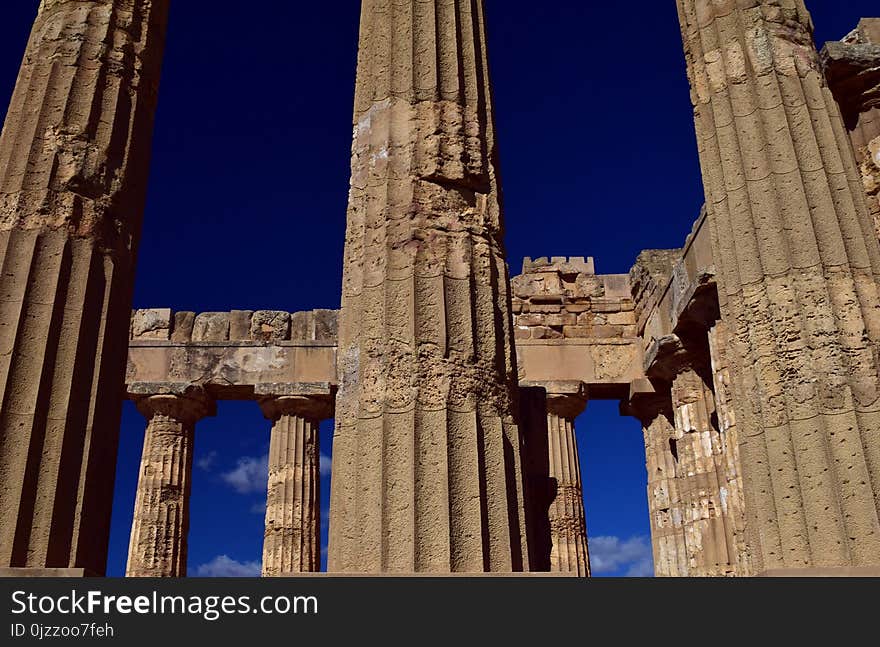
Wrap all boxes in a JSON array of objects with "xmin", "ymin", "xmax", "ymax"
[
  {"xmin": 132, "ymin": 387, "xmax": 215, "ymax": 424},
  {"xmin": 645, "ymin": 333, "xmax": 712, "ymax": 382},
  {"xmin": 259, "ymin": 395, "xmax": 333, "ymax": 423},
  {"xmin": 622, "ymin": 378, "xmax": 673, "ymax": 427},
  {"xmin": 544, "ymin": 382, "xmax": 588, "ymax": 420}
]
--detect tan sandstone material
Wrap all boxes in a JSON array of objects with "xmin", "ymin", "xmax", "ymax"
[
  {"xmin": 328, "ymin": 0, "xmax": 531, "ymax": 573},
  {"xmin": 0, "ymin": 0, "xmax": 169, "ymax": 575},
  {"xmin": 678, "ymin": 0, "xmax": 880, "ymax": 571}
]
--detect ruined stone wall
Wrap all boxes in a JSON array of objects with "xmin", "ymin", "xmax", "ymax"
[
  {"xmin": 511, "ymin": 257, "xmax": 636, "ymax": 342},
  {"xmin": 823, "ymin": 18, "xmax": 880, "ymax": 239}
]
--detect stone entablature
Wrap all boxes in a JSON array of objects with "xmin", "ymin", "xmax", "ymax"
[
  {"xmin": 127, "ymin": 309, "xmax": 338, "ymax": 402},
  {"xmin": 509, "ymin": 257, "xmax": 643, "ymax": 399},
  {"xmin": 511, "ymin": 256, "xmax": 636, "ymax": 341},
  {"xmin": 637, "ymin": 210, "xmax": 716, "ymax": 372}
]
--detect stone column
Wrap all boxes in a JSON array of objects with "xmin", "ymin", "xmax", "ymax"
[
  {"xmin": 677, "ymin": 0, "xmax": 880, "ymax": 573},
  {"xmin": 259, "ymin": 395, "xmax": 332, "ymax": 576},
  {"xmin": 626, "ymin": 380, "xmax": 688, "ymax": 578},
  {"xmin": 0, "ymin": 1, "xmax": 169, "ymax": 575},
  {"xmin": 706, "ymin": 321, "xmax": 751, "ymax": 575},
  {"xmin": 670, "ymin": 365, "xmax": 736, "ymax": 577},
  {"xmin": 544, "ymin": 387, "xmax": 589, "ymax": 576},
  {"xmin": 126, "ymin": 389, "xmax": 214, "ymax": 578},
  {"xmin": 822, "ymin": 19, "xmax": 880, "ymax": 239},
  {"xmin": 329, "ymin": 0, "xmax": 530, "ymax": 573}
]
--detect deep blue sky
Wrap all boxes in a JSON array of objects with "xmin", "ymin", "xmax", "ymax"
[{"xmin": 1, "ymin": 1, "xmax": 875, "ymax": 577}]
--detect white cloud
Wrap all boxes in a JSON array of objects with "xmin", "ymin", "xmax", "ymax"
[
  {"xmin": 250, "ymin": 501, "xmax": 267, "ymax": 515},
  {"xmin": 196, "ymin": 450, "xmax": 218, "ymax": 472},
  {"xmin": 220, "ymin": 454, "xmax": 268, "ymax": 494},
  {"xmin": 589, "ymin": 535, "xmax": 654, "ymax": 577},
  {"xmin": 194, "ymin": 555, "xmax": 261, "ymax": 577},
  {"xmin": 221, "ymin": 452, "xmax": 329, "ymax": 492}
]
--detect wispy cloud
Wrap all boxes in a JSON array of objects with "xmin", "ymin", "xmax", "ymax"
[
  {"xmin": 220, "ymin": 454, "xmax": 268, "ymax": 494},
  {"xmin": 250, "ymin": 501, "xmax": 267, "ymax": 515},
  {"xmin": 194, "ymin": 555, "xmax": 261, "ymax": 577},
  {"xmin": 589, "ymin": 535, "xmax": 654, "ymax": 577},
  {"xmin": 196, "ymin": 450, "xmax": 219, "ymax": 472},
  {"xmin": 221, "ymin": 452, "xmax": 330, "ymax": 493}
]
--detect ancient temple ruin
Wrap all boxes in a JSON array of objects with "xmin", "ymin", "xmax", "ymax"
[{"xmin": 1, "ymin": 1, "xmax": 879, "ymax": 577}]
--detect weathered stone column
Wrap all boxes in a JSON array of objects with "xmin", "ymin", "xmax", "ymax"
[
  {"xmin": 0, "ymin": 1, "xmax": 169, "ymax": 575},
  {"xmin": 626, "ymin": 380, "xmax": 687, "ymax": 578},
  {"xmin": 677, "ymin": 0, "xmax": 880, "ymax": 573},
  {"xmin": 259, "ymin": 395, "xmax": 332, "ymax": 576},
  {"xmin": 545, "ymin": 386, "xmax": 590, "ymax": 576},
  {"xmin": 706, "ymin": 321, "xmax": 751, "ymax": 575},
  {"xmin": 670, "ymin": 364, "xmax": 736, "ymax": 577},
  {"xmin": 329, "ymin": 0, "xmax": 530, "ymax": 572},
  {"xmin": 126, "ymin": 389, "xmax": 214, "ymax": 578}
]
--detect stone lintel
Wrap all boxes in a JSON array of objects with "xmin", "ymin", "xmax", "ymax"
[
  {"xmin": 259, "ymin": 393, "xmax": 334, "ymax": 422},
  {"xmin": 255, "ymin": 382, "xmax": 334, "ymax": 398},
  {"xmin": 520, "ymin": 380, "xmax": 587, "ymax": 397},
  {"xmin": 621, "ymin": 378, "xmax": 673, "ymax": 423},
  {"xmin": 130, "ymin": 385, "xmax": 216, "ymax": 423}
]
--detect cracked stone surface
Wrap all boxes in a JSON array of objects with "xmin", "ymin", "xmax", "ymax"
[
  {"xmin": 0, "ymin": 0, "xmax": 169, "ymax": 575},
  {"xmin": 328, "ymin": 0, "xmax": 530, "ymax": 573},
  {"xmin": 679, "ymin": 0, "xmax": 880, "ymax": 572}
]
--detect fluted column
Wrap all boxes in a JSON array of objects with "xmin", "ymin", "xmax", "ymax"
[
  {"xmin": 259, "ymin": 396, "xmax": 331, "ymax": 576},
  {"xmin": 670, "ymin": 366, "xmax": 736, "ymax": 577},
  {"xmin": 126, "ymin": 390, "xmax": 214, "ymax": 578},
  {"xmin": 706, "ymin": 321, "xmax": 751, "ymax": 575},
  {"xmin": 677, "ymin": 0, "xmax": 880, "ymax": 573},
  {"xmin": 626, "ymin": 383, "xmax": 688, "ymax": 578},
  {"xmin": 328, "ymin": 1, "xmax": 530, "ymax": 573},
  {"xmin": 0, "ymin": 0, "xmax": 169, "ymax": 574},
  {"xmin": 545, "ymin": 390, "xmax": 589, "ymax": 576}
]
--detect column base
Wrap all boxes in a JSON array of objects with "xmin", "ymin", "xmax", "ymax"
[{"xmin": 756, "ymin": 567, "xmax": 880, "ymax": 577}]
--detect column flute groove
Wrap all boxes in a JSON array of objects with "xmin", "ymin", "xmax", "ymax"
[
  {"xmin": 677, "ymin": 0, "xmax": 880, "ymax": 572},
  {"xmin": 329, "ymin": 0, "xmax": 530, "ymax": 573},
  {"xmin": 0, "ymin": 0, "xmax": 169, "ymax": 575}
]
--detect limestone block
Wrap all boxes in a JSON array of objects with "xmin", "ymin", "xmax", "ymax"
[
  {"xmin": 531, "ymin": 326, "xmax": 563, "ymax": 340},
  {"xmin": 602, "ymin": 274, "xmax": 631, "ymax": 298},
  {"xmin": 314, "ymin": 310, "xmax": 338, "ymax": 341},
  {"xmin": 544, "ymin": 313, "xmax": 577, "ymax": 327},
  {"xmin": 252, "ymin": 311, "xmax": 291, "ymax": 341},
  {"xmin": 562, "ymin": 326, "xmax": 592, "ymax": 338},
  {"xmin": 607, "ymin": 311, "xmax": 636, "ymax": 326},
  {"xmin": 591, "ymin": 299, "xmax": 622, "ymax": 313},
  {"xmin": 515, "ymin": 314, "xmax": 546, "ymax": 327},
  {"xmin": 192, "ymin": 312, "xmax": 230, "ymax": 342},
  {"xmin": 171, "ymin": 312, "xmax": 196, "ymax": 342},
  {"xmin": 131, "ymin": 309, "xmax": 172, "ymax": 340},
  {"xmin": 229, "ymin": 310, "xmax": 254, "ymax": 340},
  {"xmin": 573, "ymin": 274, "xmax": 604, "ymax": 298},
  {"xmin": 290, "ymin": 311, "xmax": 314, "ymax": 341}
]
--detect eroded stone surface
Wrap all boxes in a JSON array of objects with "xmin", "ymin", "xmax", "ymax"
[
  {"xmin": 259, "ymin": 395, "xmax": 332, "ymax": 576},
  {"xmin": 126, "ymin": 389, "xmax": 215, "ymax": 578},
  {"xmin": 0, "ymin": 0, "xmax": 170, "ymax": 575},
  {"xmin": 328, "ymin": 0, "xmax": 531, "ymax": 574},
  {"xmin": 679, "ymin": 0, "xmax": 880, "ymax": 571}
]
